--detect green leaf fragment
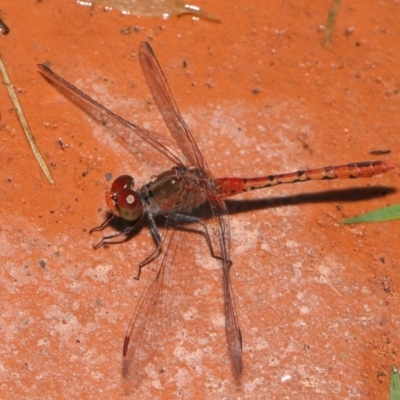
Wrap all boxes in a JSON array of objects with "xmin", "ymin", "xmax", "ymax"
[
  {"xmin": 391, "ymin": 365, "xmax": 400, "ymax": 400},
  {"xmin": 342, "ymin": 203, "xmax": 400, "ymax": 224}
]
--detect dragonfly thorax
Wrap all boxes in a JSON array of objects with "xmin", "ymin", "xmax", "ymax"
[{"xmin": 140, "ymin": 164, "xmax": 209, "ymax": 215}]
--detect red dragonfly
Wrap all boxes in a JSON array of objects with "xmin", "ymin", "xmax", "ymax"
[{"xmin": 38, "ymin": 42, "xmax": 394, "ymax": 380}]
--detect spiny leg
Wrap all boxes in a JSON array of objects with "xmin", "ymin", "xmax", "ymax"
[
  {"xmin": 134, "ymin": 211, "xmax": 162, "ymax": 280},
  {"xmin": 89, "ymin": 215, "xmax": 114, "ymax": 234},
  {"xmin": 169, "ymin": 213, "xmax": 233, "ymax": 269},
  {"xmin": 90, "ymin": 216, "xmax": 140, "ymax": 249},
  {"xmin": 135, "ymin": 212, "xmax": 233, "ymax": 281},
  {"xmin": 90, "ymin": 212, "xmax": 162, "ymax": 280}
]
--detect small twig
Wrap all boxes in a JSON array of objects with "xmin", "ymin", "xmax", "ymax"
[{"xmin": 0, "ymin": 54, "xmax": 55, "ymax": 186}]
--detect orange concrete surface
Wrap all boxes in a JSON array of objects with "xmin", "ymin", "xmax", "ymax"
[{"xmin": 0, "ymin": 1, "xmax": 399, "ymax": 399}]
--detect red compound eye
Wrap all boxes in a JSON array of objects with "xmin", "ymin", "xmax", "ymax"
[
  {"xmin": 110, "ymin": 175, "xmax": 134, "ymax": 193},
  {"xmin": 106, "ymin": 175, "xmax": 143, "ymax": 221},
  {"xmin": 117, "ymin": 188, "xmax": 143, "ymax": 221}
]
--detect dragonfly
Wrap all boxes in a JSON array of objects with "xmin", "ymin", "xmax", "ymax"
[{"xmin": 38, "ymin": 42, "xmax": 395, "ymax": 380}]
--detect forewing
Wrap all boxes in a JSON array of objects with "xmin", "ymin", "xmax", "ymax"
[
  {"xmin": 38, "ymin": 64, "xmax": 186, "ymax": 165},
  {"xmin": 138, "ymin": 42, "xmax": 206, "ymax": 169}
]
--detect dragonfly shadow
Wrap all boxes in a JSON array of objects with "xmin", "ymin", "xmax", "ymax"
[{"xmin": 224, "ymin": 185, "xmax": 397, "ymax": 216}]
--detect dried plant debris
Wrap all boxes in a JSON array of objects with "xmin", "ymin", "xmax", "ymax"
[
  {"xmin": 77, "ymin": 0, "xmax": 220, "ymax": 22},
  {"xmin": 0, "ymin": 55, "xmax": 54, "ymax": 185}
]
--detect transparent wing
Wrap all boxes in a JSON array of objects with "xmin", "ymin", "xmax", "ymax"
[
  {"xmin": 122, "ymin": 188, "xmax": 197, "ymax": 380},
  {"xmin": 139, "ymin": 42, "xmax": 206, "ymax": 169},
  {"xmin": 207, "ymin": 192, "xmax": 243, "ymax": 378},
  {"xmin": 122, "ymin": 226, "xmax": 182, "ymax": 380},
  {"xmin": 38, "ymin": 64, "xmax": 186, "ymax": 166}
]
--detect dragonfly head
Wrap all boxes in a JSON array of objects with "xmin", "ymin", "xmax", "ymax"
[{"xmin": 106, "ymin": 175, "xmax": 143, "ymax": 221}]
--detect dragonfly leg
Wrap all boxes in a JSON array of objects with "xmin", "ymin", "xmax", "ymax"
[
  {"xmin": 135, "ymin": 212, "xmax": 162, "ymax": 280},
  {"xmin": 90, "ymin": 217, "xmax": 140, "ymax": 249},
  {"xmin": 135, "ymin": 212, "xmax": 233, "ymax": 280},
  {"xmin": 170, "ymin": 213, "xmax": 233, "ymax": 268},
  {"xmin": 89, "ymin": 215, "xmax": 114, "ymax": 234}
]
